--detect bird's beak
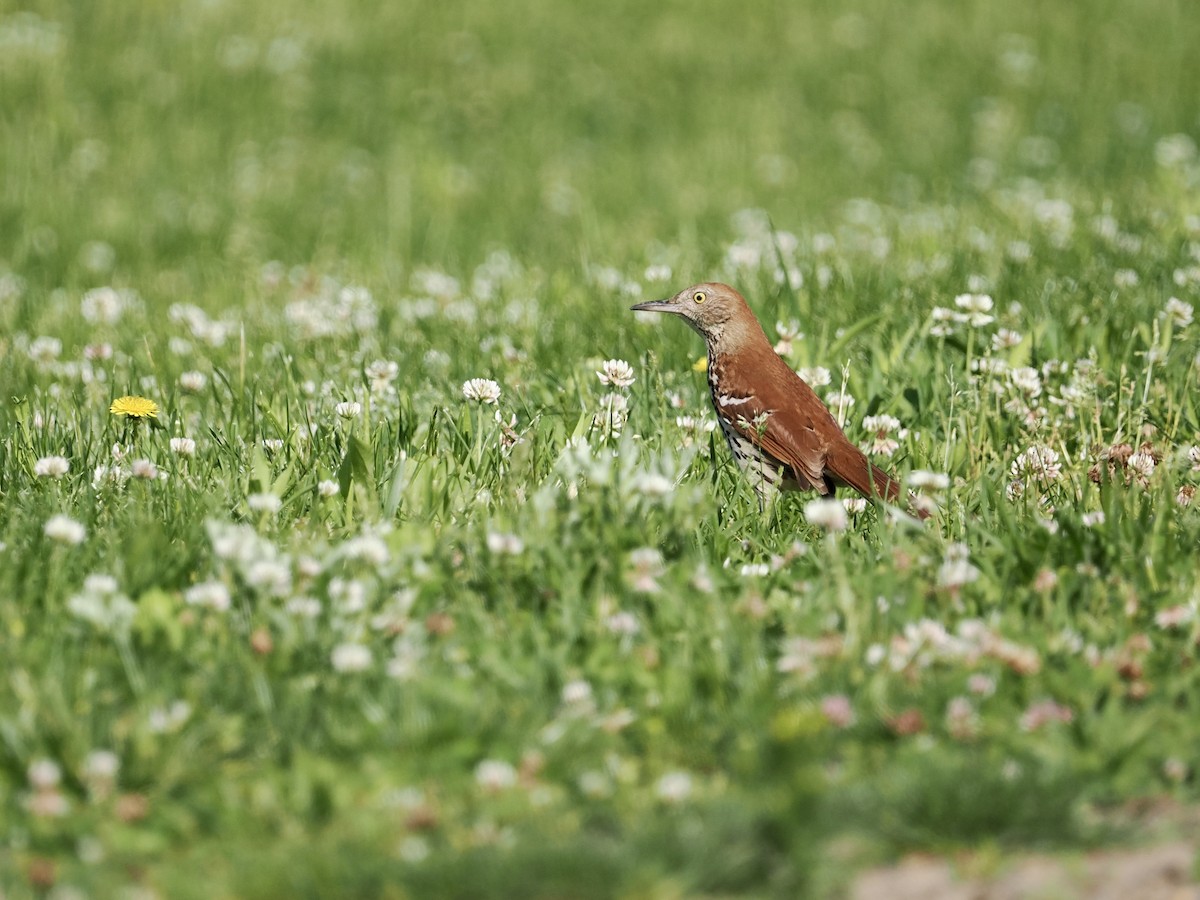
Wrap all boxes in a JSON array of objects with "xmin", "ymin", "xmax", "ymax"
[{"xmin": 630, "ymin": 298, "xmax": 676, "ymax": 313}]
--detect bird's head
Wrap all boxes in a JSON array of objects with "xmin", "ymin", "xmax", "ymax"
[{"xmin": 630, "ymin": 282, "xmax": 754, "ymax": 345}]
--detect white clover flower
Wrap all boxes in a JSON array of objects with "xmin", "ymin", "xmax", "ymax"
[
  {"xmin": 1010, "ymin": 446, "xmax": 1062, "ymax": 484},
  {"xmin": 824, "ymin": 388, "xmax": 855, "ymax": 414},
  {"xmin": 908, "ymin": 470, "xmax": 950, "ymax": 491},
  {"xmin": 331, "ymin": 642, "xmax": 373, "ymax": 673},
  {"xmin": 344, "ymin": 534, "xmax": 390, "ymax": 565},
  {"xmin": 1165, "ymin": 297, "xmax": 1194, "ymax": 328},
  {"xmin": 804, "ymin": 498, "xmax": 848, "ymax": 532},
  {"xmin": 92, "ymin": 464, "xmax": 130, "ymax": 489},
  {"xmin": 247, "ymin": 492, "xmax": 282, "ymax": 513},
  {"xmin": 1081, "ymin": 510, "xmax": 1106, "ymax": 528},
  {"xmin": 486, "ymin": 532, "xmax": 524, "ymax": 555},
  {"xmin": 578, "ymin": 771, "xmax": 613, "ymax": 798},
  {"xmin": 814, "ymin": 694, "xmax": 854, "ymax": 730},
  {"xmin": 596, "ymin": 358, "xmax": 635, "ymax": 388},
  {"xmin": 861, "ymin": 413, "xmax": 905, "ymax": 456},
  {"xmin": 992, "ymin": 328, "xmax": 1023, "ymax": 350},
  {"xmin": 398, "ymin": 836, "xmax": 431, "ymax": 863},
  {"xmin": 954, "ymin": 293, "xmax": 993, "ymax": 313},
  {"xmin": 335, "ymin": 400, "xmax": 362, "ymax": 418},
  {"xmin": 968, "ymin": 674, "xmax": 997, "ymax": 696},
  {"xmin": 147, "ymin": 700, "xmax": 192, "ymax": 734},
  {"xmin": 1113, "ymin": 268, "xmax": 1140, "ymax": 288},
  {"xmin": 726, "ymin": 241, "xmax": 762, "ymax": 269},
  {"xmin": 413, "ymin": 268, "xmax": 460, "ymax": 300},
  {"xmin": 862, "ymin": 414, "xmax": 900, "ymax": 434},
  {"xmin": 929, "ymin": 320, "xmax": 956, "ymax": 338},
  {"xmin": 386, "ymin": 639, "xmax": 424, "ymax": 681},
  {"xmin": 328, "ymin": 578, "xmax": 363, "ymax": 612},
  {"xmin": 1163, "ymin": 758, "xmax": 1190, "ymax": 783},
  {"xmin": 605, "ymin": 611, "xmax": 640, "ymax": 635},
  {"xmin": 262, "ymin": 438, "xmax": 285, "ymax": 453},
  {"xmin": 1127, "ymin": 450, "xmax": 1156, "ymax": 482},
  {"xmin": 474, "ymin": 759, "xmax": 517, "ymax": 792},
  {"xmin": 179, "ymin": 371, "xmax": 207, "ymax": 392},
  {"xmin": 331, "ymin": 580, "xmax": 367, "ymax": 613},
  {"xmin": 34, "ymin": 455, "xmax": 70, "ymax": 477},
  {"xmin": 593, "ymin": 392, "xmax": 629, "ymax": 438},
  {"xmin": 29, "ymin": 335, "xmax": 63, "ymax": 363},
  {"xmin": 44, "ymin": 514, "xmax": 86, "ymax": 545},
  {"xmin": 244, "ymin": 559, "xmax": 291, "ymax": 595},
  {"xmin": 937, "ymin": 543, "xmax": 980, "ymax": 591},
  {"xmin": 655, "ymin": 771, "xmax": 693, "ymax": 804},
  {"xmin": 83, "ymin": 573, "xmax": 119, "ymax": 595},
  {"xmin": 1009, "ymin": 366, "xmax": 1042, "ymax": 397},
  {"xmin": 317, "ymin": 479, "xmax": 340, "ymax": 498},
  {"xmin": 643, "ymin": 264, "xmax": 672, "ymax": 282},
  {"xmin": 796, "ymin": 366, "xmax": 832, "ymax": 387},
  {"xmin": 631, "ymin": 472, "xmax": 673, "ymax": 497},
  {"xmin": 365, "ymin": 359, "xmax": 399, "ymax": 392},
  {"xmin": 169, "ymin": 437, "xmax": 196, "ymax": 456},
  {"xmin": 627, "ymin": 547, "xmax": 665, "ymax": 593},
  {"xmin": 67, "ymin": 588, "xmax": 136, "ymax": 631},
  {"xmin": 81, "ymin": 749, "xmax": 120, "ymax": 788},
  {"xmin": 842, "ymin": 497, "xmax": 868, "ymax": 514},
  {"xmin": 1155, "ymin": 133, "xmax": 1198, "ymax": 168},
  {"xmin": 954, "ymin": 293, "xmax": 995, "ymax": 326},
  {"xmin": 561, "ymin": 679, "xmax": 593, "ymax": 707},
  {"xmin": 773, "ymin": 319, "xmax": 804, "ymax": 355},
  {"xmin": 911, "ymin": 494, "xmax": 940, "ymax": 517},
  {"xmin": 184, "ymin": 580, "xmax": 231, "ymax": 612},
  {"xmin": 1154, "ymin": 604, "xmax": 1194, "ymax": 629},
  {"xmin": 81, "ymin": 286, "xmax": 125, "ymax": 324},
  {"xmin": 775, "ymin": 319, "xmax": 803, "ymax": 341},
  {"xmin": 130, "ymin": 459, "xmax": 158, "ymax": 480},
  {"xmin": 462, "ymin": 378, "xmax": 501, "ymax": 404},
  {"xmin": 84, "ymin": 342, "xmax": 113, "ymax": 361},
  {"xmin": 26, "ymin": 790, "xmax": 70, "ymax": 818},
  {"xmin": 28, "ymin": 759, "xmax": 62, "ymax": 790}
]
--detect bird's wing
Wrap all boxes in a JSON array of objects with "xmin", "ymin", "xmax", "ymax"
[
  {"xmin": 715, "ymin": 391, "xmax": 902, "ymax": 502},
  {"xmin": 714, "ymin": 394, "xmax": 833, "ymax": 493}
]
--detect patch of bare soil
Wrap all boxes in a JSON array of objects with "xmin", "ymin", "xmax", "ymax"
[{"xmin": 851, "ymin": 842, "xmax": 1198, "ymax": 900}]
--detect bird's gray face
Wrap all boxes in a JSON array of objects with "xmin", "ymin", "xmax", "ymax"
[{"xmin": 630, "ymin": 283, "xmax": 738, "ymax": 339}]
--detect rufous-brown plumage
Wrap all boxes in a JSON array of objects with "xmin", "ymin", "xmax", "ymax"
[{"xmin": 633, "ymin": 282, "xmax": 912, "ymax": 510}]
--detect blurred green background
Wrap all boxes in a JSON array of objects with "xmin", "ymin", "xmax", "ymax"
[
  {"xmin": 3, "ymin": 0, "xmax": 1196, "ymax": 288},
  {"xmin": 3, "ymin": 1, "xmax": 1200, "ymax": 896}
]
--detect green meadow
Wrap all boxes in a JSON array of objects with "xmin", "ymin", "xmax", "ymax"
[{"xmin": 2, "ymin": 0, "xmax": 1200, "ymax": 895}]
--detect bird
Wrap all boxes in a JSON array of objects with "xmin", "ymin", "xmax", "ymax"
[{"xmin": 632, "ymin": 282, "xmax": 919, "ymax": 514}]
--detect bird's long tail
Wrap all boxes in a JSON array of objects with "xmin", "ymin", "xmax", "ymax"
[{"xmin": 867, "ymin": 463, "xmax": 903, "ymax": 504}]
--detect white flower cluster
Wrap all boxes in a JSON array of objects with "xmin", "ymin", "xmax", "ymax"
[
  {"xmin": 930, "ymin": 292, "xmax": 995, "ymax": 336},
  {"xmin": 284, "ymin": 284, "xmax": 378, "ymax": 340},
  {"xmin": 462, "ymin": 377, "xmax": 501, "ymax": 404},
  {"xmin": 866, "ymin": 618, "xmax": 1041, "ymax": 676}
]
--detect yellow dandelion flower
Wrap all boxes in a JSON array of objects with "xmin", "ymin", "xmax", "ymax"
[
  {"xmin": 692, "ymin": 355, "xmax": 708, "ymax": 372},
  {"xmin": 109, "ymin": 396, "xmax": 159, "ymax": 419}
]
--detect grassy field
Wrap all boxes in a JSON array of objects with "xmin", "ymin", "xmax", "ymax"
[{"xmin": 2, "ymin": 0, "xmax": 1200, "ymax": 896}]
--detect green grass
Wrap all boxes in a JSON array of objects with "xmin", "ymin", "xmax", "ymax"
[{"xmin": 2, "ymin": 0, "xmax": 1200, "ymax": 896}]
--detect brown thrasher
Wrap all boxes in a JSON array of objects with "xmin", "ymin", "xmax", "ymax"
[{"xmin": 633, "ymin": 282, "xmax": 911, "ymax": 510}]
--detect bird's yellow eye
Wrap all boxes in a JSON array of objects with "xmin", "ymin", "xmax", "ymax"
[{"xmin": 693, "ymin": 291, "xmax": 706, "ymax": 304}]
